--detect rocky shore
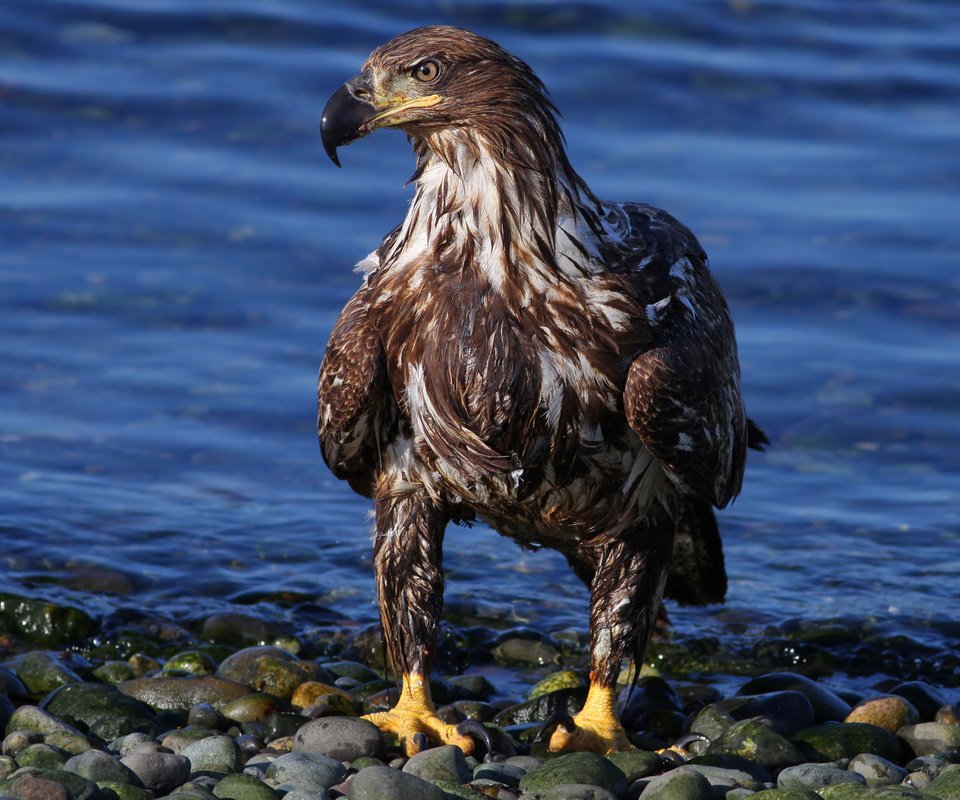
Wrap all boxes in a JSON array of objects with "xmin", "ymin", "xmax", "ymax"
[{"xmin": 1, "ymin": 593, "xmax": 959, "ymax": 800}]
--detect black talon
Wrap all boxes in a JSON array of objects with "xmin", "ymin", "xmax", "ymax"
[
  {"xmin": 673, "ymin": 732, "xmax": 710, "ymax": 750},
  {"xmin": 533, "ymin": 710, "xmax": 576, "ymax": 744},
  {"xmin": 411, "ymin": 731, "xmax": 429, "ymax": 753},
  {"xmin": 456, "ymin": 719, "xmax": 494, "ymax": 759}
]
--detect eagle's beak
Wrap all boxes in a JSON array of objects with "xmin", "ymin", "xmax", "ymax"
[
  {"xmin": 321, "ymin": 73, "xmax": 378, "ymax": 168},
  {"xmin": 322, "ymin": 72, "xmax": 443, "ymax": 167}
]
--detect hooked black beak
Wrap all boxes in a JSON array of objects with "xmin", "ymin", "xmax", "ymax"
[{"xmin": 321, "ymin": 73, "xmax": 377, "ymax": 168}]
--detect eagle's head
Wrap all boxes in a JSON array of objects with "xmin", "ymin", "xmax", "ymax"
[{"xmin": 321, "ymin": 26, "xmax": 561, "ymax": 168}]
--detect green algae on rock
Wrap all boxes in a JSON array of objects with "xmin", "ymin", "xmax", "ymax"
[{"xmin": 792, "ymin": 721, "xmax": 901, "ymax": 762}]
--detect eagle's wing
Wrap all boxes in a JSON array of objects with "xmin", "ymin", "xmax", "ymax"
[
  {"xmin": 318, "ymin": 282, "xmax": 389, "ymax": 498},
  {"xmin": 619, "ymin": 204, "xmax": 749, "ymax": 509}
]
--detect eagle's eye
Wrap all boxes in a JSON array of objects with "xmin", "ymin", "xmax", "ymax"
[{"xmin": 412, "ymin": 60, "xmax": 441, "ymax": 83}]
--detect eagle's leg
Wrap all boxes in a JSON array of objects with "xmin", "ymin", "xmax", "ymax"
[
  {"xmin": 361, "ymin": 488, "xmax": 475, "ymax": 756},
  {"xmin": 550, "ymin": 526, "xmax": 674, "ymax": 753}
]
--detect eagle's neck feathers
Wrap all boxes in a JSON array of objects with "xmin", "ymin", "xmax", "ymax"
[{"xmin": 383, "ymin": 109, "xmax": 606, "ymax": 299}]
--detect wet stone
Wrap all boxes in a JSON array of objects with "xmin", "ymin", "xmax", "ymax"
[
  {"xmin": 291, "ymin": 682, "xmax": 354, "ymax": 710},
  {"xmin": 167, "ymin": 650, "xmax": 218, "ymax": 676},
  {"xmin": 750, "ymin": 791, "xmax": 821, "ymax": 799},
  {"xmin": 201, "ymin": 613, "xmax": 291, "ymax": 649},
  {"xmin": 217, "ymin": 646, "xmax": 322, "ymax": 702},
  {"xmin": 890, "ymin": 682, "xmax": 948, "ymax": 721},
  {"xmin": 98, "ymin": 782, "xmax": 154, "ymax": 800},
  {"xmin": 528, "ymin": 670, "xmax": 583, "ymax": 699},
  {"xmin": 518, "ymin": 752, "xmax": 627, "ymax": 795},
  {"xmin": 777, "ymin": 763, "xmax": 866, "ymax": 791},
  {"xmin": 403, "ymin": 744, "xmax": 471, "ymax": 785},
  {"xmin": 264, "ymin": 751, "xmax": 346, "ymax": 790},
  {"xmin": 89, "ymin": 715, "xmax": 159, "ymax": 741},
  {"xmin": 708, "ymin": 718, "xmax": 804, "ymax": 770},
  {"xmin": 737, "ymin": 673, "xmax": 851, "ymax": 723},
  {"xmin": 15, "ymin": 653, "xmax": 82, "ymax": 697},
  {"xmin": 635, "ymin": 766, "xmax": 712, "ymax": 799},
  {"xmin": 212, "ymin": 772, "xmax": 281, "ymax": 799},
  {"xmin": 64, "ymin": 747, "xmax": 140, "ymax": 785},
  {"xmin": 525, "ymin": 785, "xmax": 617, "ymax": 800},
  {"xmin": 0, "ymin": 594, "xmax": 93, "ymax": 647},
  {"xmin": 180, "ymin": 734, "xmax": 241, "ymax": 773},
  {"xmin": 5, "ymin": 772, "xmax": 71, "ymax": 800},
  {"xmin": 474, "ymin": 761, "xmax": 526, "ymax": 787},
  {"xmin": 493, "ymin": 630, "xmax": 562, "ymax": 667},
  {"xmin": 162, "ymin": 727, "xmax": 221, "ymax": 753},
  {"xmin": 792, "ymin": 722, "xmax": 901, "ymax": 762},
  {"xmin": 119, "ymin": 675, "xmax": 250, "ymax": 712},
  {"xmin": 293, "ymin": 716, "xmax": 384, "ymax": 762},
  {"xmin": 320, "ymin": 661, "xmax": 377, "ymax": 684},
  {"xmin": 15, "ymin": 742, "xmax": 67, "ymax": 770},
  {"xmin": 847, "ymin": 752, "xmax": 908, "ymax": 785},
  {"xmin": 690, "ymin": 703, "xmax": 737, "ymax": 741},
  {"xmin": 348, "ymin": 764, "xmax": 448, "ymax": 800},
  {"xmin": 686, "ymin": 753, "xmax": 774, "ymax": 785},
  {"xmin": 41, "ymin": 681, "xmax": 155, "ymax": 728},
  {"xmin": 845, "ymin": 695, "xmax": 920, "ymax": 733},
  {"xmin": 120, "ymin": 751, "xmax": 191, "ymax": 794},
  {"xmin": 20, "ymin": 768, "xmax": 99, "ymax": 799},
  {"xmin": 492, "ymin": 687, "xmax": 587, "ymax": 727},
  {"xmin": 446, "ymin": 674, "xmax": 495, "ymax": 701},
  {"xmin": 897, "ymin": 721, "xmax": 960, "ymax": 757},
  {"xmin": 220, "ymin": 693, "xmax": 286, "ymax": 724},
  {"xmin": 714, "ymin": 691, "xmax": 816, "ymax": 737},
  {"xmin": 603, "ymin": 750, "xmax": 666, "ymax": 783},
  {"xmin": 0, "ymin": 754, "xmax": 17, "ymax": 779},
  {"xmin": 92, "ymin": 661, "xmax": 137, "ymax": 686},
  {"xmin": 281, "ymin": 789, "xmax": 330, "ymax": 800},
  {"xmin": 682, "ymin": 763, "xmax": 763, "ymax": 791},
  {"xmin": 924, "ymin": 764, "xmax": 960, "ymax": 799},
  {"xmin": 819, "ymin": 785, "xmax": 923, "ymax": 799}
]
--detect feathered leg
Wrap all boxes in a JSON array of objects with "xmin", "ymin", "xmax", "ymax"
[
  {"xmin": 550, "ymin": 518, "xmax": 674, "ymax": 753},
  {"xmin": 362, "ymin": 488, "xmax": 475, "ymax": 756}
]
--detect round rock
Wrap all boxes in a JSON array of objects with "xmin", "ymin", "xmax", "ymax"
[
  {"xmin": 293, "ymin": 717, "xmax": 384, "ymax": 762},
  {"xmin": 778, "ymin": 763, "xmax": 866, "ymax": 791},
  {"xmin": 847, "ymin": 752, "xmax": 908, "ymax": 785},
  {"xmin": 897, "ymin": 722, "xmax": 960, "ymax": 758},
  {"xmin": 518, "ymin": 752, "xmax": 627, "ymax": 795},
  {"xmin": 401, "ymin": 744, "xmax": 471, "ymax": 785},
  {"xmin": 180, "ymin": 734, "xmax": 240, "ymax": 773},
  {"xmin": 845, "ymin": 696, "xmax": 920, "ymax": 733},
  {"xmin": 708, "ymin": 718, "xmax": 804, "ymax": 770},
  {"xmin": 264, "ymin": 751, "xmax": 346, "ymax": 791},
  {"xmin": 636, "ymin": 767, "xmax": 712, "ymax": 799},
  {"xmin": 120, "ymin": 751, "xmax": 191, "ymax": 794},
  {"xmin": 212, "ymin": 772, "xmax": 281, "ymax": 799},
  {"xmin": 347, "ymin": 764, "xmax": 448, "ymax": 800},
  {"xmin": 64, "ymin": 748, "xmax": 140, "ymax": 785}
]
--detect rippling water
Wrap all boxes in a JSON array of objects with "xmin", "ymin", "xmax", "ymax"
[{"xmin": 2, "ymin": 1, "xmax": 959, "ymax": 683}]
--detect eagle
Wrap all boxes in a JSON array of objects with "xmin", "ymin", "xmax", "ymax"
[{"xmin": 318, "ymin": 26, "xmax": 766, "ymax": 755}]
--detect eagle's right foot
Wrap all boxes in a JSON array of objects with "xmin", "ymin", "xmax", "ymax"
[{"xmin": 363, "ymin": 673, "xmax": 476, "ymax": 756}]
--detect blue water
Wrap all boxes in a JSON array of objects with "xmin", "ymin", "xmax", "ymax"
[{"xmin": 2, "ymin": 1, "xmax": 959, "ymax": 683}]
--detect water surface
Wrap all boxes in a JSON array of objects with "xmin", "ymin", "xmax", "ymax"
[{"xmin": 2, "ymin": 0, "xmax": 959, "ymax": 687}]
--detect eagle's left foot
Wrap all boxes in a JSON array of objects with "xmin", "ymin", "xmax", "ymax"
[
  {"xmin": 546, "ymin": 682, "xmax": 635, "ymax": 753},
  {"xmin": 363, "ymin": 673, "xmax": 476, "ymax": 756}
]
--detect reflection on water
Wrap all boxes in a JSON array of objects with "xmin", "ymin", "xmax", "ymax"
[{"xmin": 1, "ymin": 1, "xmax": 959, "ymax": 681}]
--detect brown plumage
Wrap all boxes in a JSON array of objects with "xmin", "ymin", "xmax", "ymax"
[{"xmin": 317, "ymin": 26, "xmax": 766, "ymax": 754}]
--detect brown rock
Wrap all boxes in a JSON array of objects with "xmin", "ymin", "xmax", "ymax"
[
  {"xmin": 291, "ymin": 681, "xmax": 353, "ymax": 710},
  {"xmin": 935, "ymin": 704, "xmax": 960, "ymax": 725},
  {"xmin": 10, "ymin": 773, "xmax": 70, "ymax": 800},
  {"xmin": 845, "ymin": 695, "xmax": 920, "ymax": 733}
]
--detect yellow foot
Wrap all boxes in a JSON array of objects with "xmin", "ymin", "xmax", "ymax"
[
  {"xmin": 363, "ymin": 673, "xmax": 475, "ymax": 757},
  {"xmin": 548, "ymin": 682, "xmax": 635, "ymax": 753}
]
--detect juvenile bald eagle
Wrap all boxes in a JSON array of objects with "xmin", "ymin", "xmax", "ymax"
[{"xmin": 318, "ymin": 26, "xmax": 765, "ymax": 754}]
